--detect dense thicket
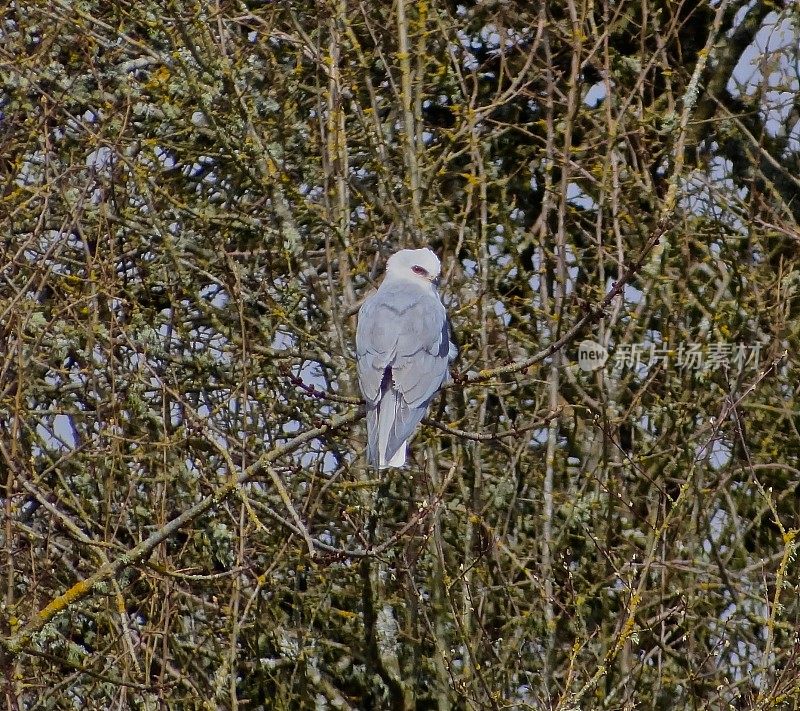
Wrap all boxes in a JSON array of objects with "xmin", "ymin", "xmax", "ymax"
[{"xmin": 1, "ymin": 1, "xmax": 799, "ymax": 708}]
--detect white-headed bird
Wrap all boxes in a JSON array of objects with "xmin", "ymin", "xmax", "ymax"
[{"xmin": 356, "ymin": 248, "xmax": 455, "ymax": 469}]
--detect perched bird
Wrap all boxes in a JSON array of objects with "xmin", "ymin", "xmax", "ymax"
[{"xmin": 356, "ymin": 248, "xmax": 454, "ymax": 469}]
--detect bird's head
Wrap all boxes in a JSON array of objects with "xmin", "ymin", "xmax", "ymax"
[{"xmin": 385, "ymin": 248, "xmax": 442, "ymax": 287}]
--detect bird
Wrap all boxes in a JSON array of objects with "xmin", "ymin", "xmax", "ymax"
[{"xmin": 356, "ymin": 248, "xmax": 455, "ymax": 469}]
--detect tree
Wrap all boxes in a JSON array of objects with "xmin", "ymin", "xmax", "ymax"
[{"xmin": 1, "ymin": 0, "xmax": 799, "ymax": 708}]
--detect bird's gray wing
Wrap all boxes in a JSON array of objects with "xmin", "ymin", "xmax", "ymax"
[
  {"xmin": 390, "ymin": 292, "xmax": 449, "ymax": 407},
  {"xmin": 382, "ymin": 288, "xmax": 450, "ymax": 461},
  {"xmin": 356, "ymin": 291, "xmax": 397, "ymax": 466},
  {"xmin": 355, "ymin": 292, "xmax": 395, "ymax": 405}
]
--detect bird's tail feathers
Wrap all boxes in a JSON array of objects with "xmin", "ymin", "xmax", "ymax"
[
  {"xmin": 384, "ymin": 440, "xmax": 406, "ymax": 468},
  {"xmin": 384, "ymin": 394, "xmax": 427, "ymax": 469},
  {"xmin": 366, "ymin": 404, "xmax": 380, "ymax": 468},
  {"xmin": 376, "ymin": 386, "xmax": 404, "ymax": 468},
  {"xmin": 367, "ymin": 384, "xmax": 427, "ymax": 469}
]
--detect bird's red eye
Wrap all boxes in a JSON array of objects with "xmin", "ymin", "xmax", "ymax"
[{"xmin": 412, "ymin": 265, "xmax": 428, "ymax": 276}]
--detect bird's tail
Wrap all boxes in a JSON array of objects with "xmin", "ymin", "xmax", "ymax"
[{"xmin": 376, "ymin": 386, "xmax": 406, "ymax": 468}]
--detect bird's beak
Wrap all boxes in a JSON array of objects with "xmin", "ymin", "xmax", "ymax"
[{"xmin": 432, "ymin": 275, "xmax": 441, "ymax": 288}]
